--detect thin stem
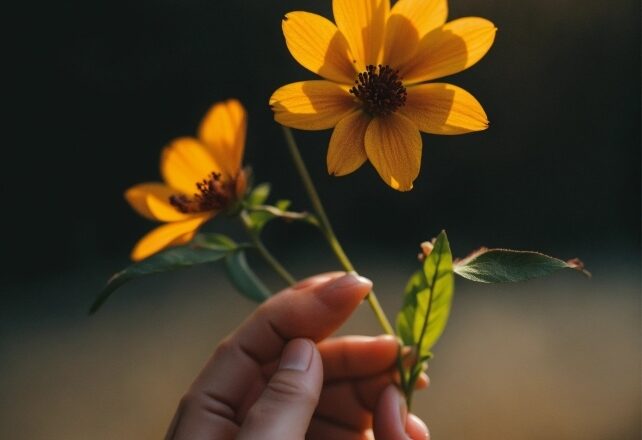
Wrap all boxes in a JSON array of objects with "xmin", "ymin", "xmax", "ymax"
[
  {"xmin": 281, "ymin": 126, "xmax": 395, "ymax": 336},
  {"xmin": 240, "ymin": 211, "xmax": 296, "ymax": 286}
]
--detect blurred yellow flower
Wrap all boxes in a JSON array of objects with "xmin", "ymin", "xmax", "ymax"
[
  {"xmin": 125, "ymin": 100, "xmax": 248, "ymax": 261},
  {"xmin": 270, "ymin": 0, "xmax": 496, "ymax": 191}
]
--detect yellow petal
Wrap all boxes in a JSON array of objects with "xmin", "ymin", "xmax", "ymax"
[
  {"xmin": 270, "ymin": 80, "xmax": 356, "ymax": 130},
  {"xmin": 125, "ymin": 183, "xmax": 191, "ymax": 222},
  {"xmin": 161, "ymin": 137, "xmax": 222, "ymax": 195},
  {"xmin": 401, "ymin": 83, "xmax": 488, "ymax": 134},
  {"xmin": 383, "ymin": 0, "xmax": 448, "ymax": 66},
  {"xmin": 392, "ymin": 0, "xmax": 448, "ymax": 36},
  {"xmin": 168, "ymin": 230, "xmax": 199, "ymax": 247},
  {"xmin": 399, "ymin": 17, "xmax": 496, "ymax": 84},
  {"xmin": 130, "ymin": 214, "xmax": 211, "ymax": 261},
  {"xmin": 327, "ymin": 111, "xmax": 371, "ymax": 176},
  {"xmin": 365, "ymin": 113, "xmax": 422, "ymax": 191},
  {"xmin": 333, "ymin": 0, "xmax": 390, "ymax": 69},
  {"xmin": 198, "ymin": 99, "xmax": 246, "ymax": 177},
  {"xmin": 235, "ymin": 168, "xmax": 248, "ymax": 199},
  {"xmin": 282, "ymin": 11, "xmax": 357, "ymax": 84}
]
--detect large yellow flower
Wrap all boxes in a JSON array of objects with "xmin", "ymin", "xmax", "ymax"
[
  {"xmin": 270, "ymin": 0, "xmax": 496, "ymax": 191},
  {"xmin": 125, "ymin": 100, "xmax": 248, "ymax": 261}
]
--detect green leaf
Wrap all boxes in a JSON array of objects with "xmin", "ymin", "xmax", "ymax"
[
  {"xmin": 275, "ymin": 199, "xmax": 291, "ymax": 211},
  {"xmin": 396, "ymin": 231, "xmax": 455, "ymax": 356},
  {"xmin": 224, "ymin": 250, "xmax": 271, "ymax": 302},
  {"xmin": 194, "ymin": 233, "xmax": 238, "ymax": 250},
  {"xmin": 247, "ymin": 183, "xmax": 271, "ymax": 207},
  {"xmin": 396, "ymin": 270, "xmax": 424, "ymax": 347},
  {"xmin": 248, "ymin": 200, "xmax": 295, "ymax": 232},
  {"xmin": 90, "ymin": 244, "xmax": 233, "ymax": 314},
  {"xmin": 454, "ymin": 248, "xmax": 590, "ymax": 283}
]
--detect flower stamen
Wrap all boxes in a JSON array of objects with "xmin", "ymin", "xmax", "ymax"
[
  {"xmin": 170, "ymin": 172, "xmax": 235, "ymax": 214},
  {"xmin": 350, "ymin": 65, "xmax": 407, "ymax": 117}
]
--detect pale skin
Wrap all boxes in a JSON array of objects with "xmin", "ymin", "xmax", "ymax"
[{"xmin": 166, "ymin": 272, "xmax": 430, "ymax": 439}]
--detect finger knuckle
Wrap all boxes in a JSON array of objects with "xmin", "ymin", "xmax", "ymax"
[{"xmin": 266, "ymin": 374, "xmax": 319, "ymax": 406}]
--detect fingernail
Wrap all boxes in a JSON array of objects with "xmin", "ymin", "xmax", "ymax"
[
  {"xmin": 407, "ymin": 414, "xmax": 429, "ymax": 439},
  {"xmin": 291, "ymin": 273, "xmax": 341, "ymax": 290},
  {"xmin": 279, "ymin": 339, "xmax": 313, "ymax": 372},
  {"xmin": 326, "ymin": 272, "xmax": 372, "ymax": 291}
]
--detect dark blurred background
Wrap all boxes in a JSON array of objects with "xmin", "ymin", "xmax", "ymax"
[{"xmin": 2, "ymin": 0, "xmax": 639, "ymax": 439}]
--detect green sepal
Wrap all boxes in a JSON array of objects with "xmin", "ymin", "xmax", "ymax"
[
  {"xmin": 224, "ymin": 250, "xmax": 272, "ymax": 302},
  {"xmin": 90, "ymin": 241, "xmax": 235, "ymax": 314},
  {"xmin": 454, "ymin": 248, "xmax": 590, "ymax": 283},
  {"xmin": 246, "ymin": 183, "xmax": 271, "ymax": 207},
  {"xmin": 396, "ymin": 231, "xmax": 455, "ymax": 356}
]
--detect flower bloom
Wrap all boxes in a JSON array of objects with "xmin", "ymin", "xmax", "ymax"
[
  {"xmin": 270, "ymin": 0, "xmax": 496, "ymax": 191},
  {"xmin": 125, "ymin": 100, "xmax": 247, "ymax": 261}
]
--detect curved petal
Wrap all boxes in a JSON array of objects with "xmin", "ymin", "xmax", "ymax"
[
  {"xmin": 161, "ymin": 137, "xmax": 223, "ymax": 195},
  {"xmin": 401, "ymin": 83, "xmax": 488, "ymax": 134},
  {"xmin": 333, "ymin": 0, "xmax": 390, "ymax": 69},
  {"xmin": 198, "ymin": 99, "xmax": 246, "ymax": 177},
  {"xmin": 282, "ymin": 11, "xmax": 357, "ymax": 84},
  {"xmin": 383, "ymin": 0, "xmax": 448, "ymax": 67},
  {"xmin": 167, "ymin": 230, "xmax": 199, "ymax": 248},
  {"xmin": 399, "ymin": 17, "xmax": 496, "ymax": 84},
  {"xmin": 365, "ymin": 113, "xmax": 422, "ymax": 191},
  {"xmin": 392, "ymin": 0, "xmax": 448, "ymax": 36},
  {"xmin": 327, "ymin": 111, "xmax": 371, "ymax": 176},
  {"xmin": 130, "ymin": 214, "xmax": 211, "ymax": 261},
  {"xmin": 125, "ymin": 183, "xmax": 192, "ymax": 222},
  {"xmin": 270, "ymin": 80, "xmax": 357, "ymax": 130}
]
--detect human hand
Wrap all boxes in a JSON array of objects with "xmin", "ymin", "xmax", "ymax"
[{"xmin": 166, "ymin": 272, "xmax": 429, "ymax": 439}]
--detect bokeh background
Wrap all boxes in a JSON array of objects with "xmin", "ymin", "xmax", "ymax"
[{"xmin": 3, "ymin": 0, "xmax": 639, "ymax": 438}]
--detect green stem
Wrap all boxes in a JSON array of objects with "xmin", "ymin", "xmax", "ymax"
[
  {"xmin": 240, "ymin": 211, "xmax": 296, "ymax": 286},
  {"xmin": 281, "ymin": 126, "xmax": 395, "ymax": 336}
]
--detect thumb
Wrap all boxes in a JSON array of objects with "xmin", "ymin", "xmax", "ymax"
[{"xmin": 237, "ymin": 339, "xmax": 322, "ymax": 440}]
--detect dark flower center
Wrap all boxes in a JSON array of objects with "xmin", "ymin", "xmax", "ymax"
[
  {"xmin": 170, "ymin": 172, "xmax": 235, "ymax": 214},
  {"xmin": 350, "ymin": 65, "xmax": 407, "ymax": 117}
]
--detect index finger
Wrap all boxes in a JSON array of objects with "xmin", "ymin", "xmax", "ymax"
[{"xmin": 188, "ymin": 272, "xmax": 372, "ymax": 422}]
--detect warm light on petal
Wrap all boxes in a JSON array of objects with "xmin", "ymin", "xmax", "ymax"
[
  {"xmin": 365, "ymin": 113, "xmax": 422, "ymax": 191},
  {"xmin": 401, "ymin": 83, "xmax": 488, "ymax": 134},
  {"xmin": 198, "ymin": 99, "xmax": 246, "ymax": 178},
  {"xmin": 333, "ymin": 0, "xmax": 390, "ymax": 69},
  {"xmin": 399, "ymin": 17, "xmax": 496, "ymax": 84},
  {"xmin": 125, "ymin": 183, "xmax": 192, "ymax": 222},
  {"xmin": 270, "ymin": 80, "xmax": 356, "ymax": 130},
  {"xmin": 168, "ymin": 230, "xmax": 199, "ymax": 248},
  {"xmin": 130, "ymin": 214, "xmax": 211, "ymax": 261},
  {"xmin": 383, "ymin": 0, "xmax": 448, "ymax": 66},
  {"xmin": 392, "ymin": 0, "xmax": 448, "ymax": 36},
  {"xmin": 327, "ymin": 111, "xmax": 371, "ymax": 176},
  {"xmin": 282, "ymin": 11, "xmax": 357, "ymax": 84},
  {"xmin": 235, "ymin": 168, "xmax": 248, "ymax": 199},
  {"xmin": 161, "ymin": 137, "xmax": 223, "ymax": 195}
]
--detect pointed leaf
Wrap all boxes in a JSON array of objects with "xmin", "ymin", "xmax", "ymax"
[
  {"xmin": 417, "ymin": 231, "xmax": 454, "ymax": 355},
  {"xmin": 396, "ymin": 231, "xmax": 454, "ymax": 356},
  {"xmin": 247, "ymin": 183, "xmax": 271, "ymax": 207},
  {"xmin": 454, "ymin": 248, "xmax": 590, "ymax": 283},
  {"xmin": 275, "ymin": 199, "xmax": 292, "ymax": 211},
  {"xmin": 91, "ymin": 244, "xmax": 234, "ymax": 314},
  {"xmin": 224, "ymin": 250, "xmax": 271, "ymax": 302}
]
